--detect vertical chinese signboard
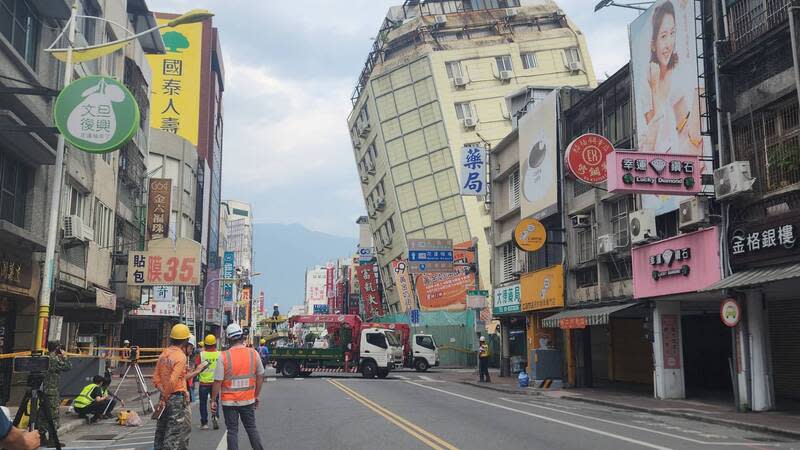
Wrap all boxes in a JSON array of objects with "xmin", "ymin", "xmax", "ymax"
[
  {"xmin": 147, "ymin": 178, "xmax": 172, "ymax": 239},
  {"xmin": 222, "ymin": 252, "xmax": 235, "ymax": 303},
  {"xmin": 661, "ymin": 314, "xmax": 681, "ymax": 369},
  {"xmin": 147, "ymin": 18, "xmax": 204, "ymax": 145},
  {"xmin": 335, "ymin": 280, "xmax": 345, "ymax": 314},
  {"xmin": 460, "ymin": 146, "xmax": 486, "ymax": 196},
  {"xmin": 325, "ymin": 264, "xmax": 335, "ymax": 312},
  {"xmin": 391, "ymin": 260, "xmax": 415, "ymax": 312},
  {"xmin": 356, "ymin": 264, "xmax": 383, "ymax": 318}
]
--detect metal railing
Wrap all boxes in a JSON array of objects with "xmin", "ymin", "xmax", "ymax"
[{"xmin": 724, "ymin": 0, "xmax": 792, "ymax": 56}]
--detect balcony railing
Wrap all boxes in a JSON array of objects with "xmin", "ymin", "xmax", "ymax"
[{"xmin": 723, "ymin": 0, "xmax": 792, "ymax": 57}]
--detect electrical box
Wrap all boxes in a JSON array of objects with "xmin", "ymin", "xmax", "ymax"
[{"xmin": 529, "ymin": 349, "xmax": 562, "ymax": 380}]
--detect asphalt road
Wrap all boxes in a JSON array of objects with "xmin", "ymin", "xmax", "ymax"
[{"xmin": 58, "ymin": 369, "xmax": 800, "ymax": 450}]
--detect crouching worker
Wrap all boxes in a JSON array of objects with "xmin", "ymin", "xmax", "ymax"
[{"xmin": 73, "ymin": 376, "xmax": 118, "ymax": 423}]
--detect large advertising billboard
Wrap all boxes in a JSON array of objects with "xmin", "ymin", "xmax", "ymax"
[
  {"xmin": 630, "ymin": 0, "xmax": 710, "ymax": 213},
  {"xmin": 519, "ymin": 90, "xmax": 558, "ymax": 219},
  {"xmin": 414, "ymin": 241, "xmax": 475, "ymax": 311}
]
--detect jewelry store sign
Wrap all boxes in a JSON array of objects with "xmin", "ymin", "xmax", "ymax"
[{"xmin": 607, "ymin": 151, "xmax": 701, "ymax": 196}]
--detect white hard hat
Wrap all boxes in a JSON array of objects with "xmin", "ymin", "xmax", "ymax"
[
  {"xmin": 479, "ymin": 336, "xmax": 486, "ymax": 342},
  {"xmin": 273, "ymin": 303, "xmax": 279, "ymax": 307},
  {"xmin": 188, "ymin": 335, "xmax": 197, "ymax": 347},
  {"xmin": 226, "ymin": 323, "xmax": 243, "ymax": 339},
  {"xmin": 123, "ymin": 339, "xmax": 130, "ymax": 344}
]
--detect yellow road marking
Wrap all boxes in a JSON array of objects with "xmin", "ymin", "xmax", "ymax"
[{"xmin": 328, "ymin": 379, "xmax": 458, "ymax": 450}]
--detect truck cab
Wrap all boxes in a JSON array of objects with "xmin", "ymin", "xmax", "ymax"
[
  {"xmin": 360, "ymin": 327, "xmax": 399, "ymax": 378},
  {"xmin": 411, "ymin": 334, "xmax": 439, "ymax": 372}
]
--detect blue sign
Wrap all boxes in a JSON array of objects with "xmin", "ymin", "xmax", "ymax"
[
  {"xmin": 410, "ymin": 309, "xmax": 420, "ymax": 325},
  {"xmin": 408, "ymin": 250, "xmax": 454, "ymax": 262},
  {"xmin": 313, "ymin": 304, "xmax": 329, "ymax": 314},
  {"xmin": 223, "ymin": 251, "xmax": 235, "ymax": 302}
]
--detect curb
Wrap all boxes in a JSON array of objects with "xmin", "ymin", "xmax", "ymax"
[
  {"xmin": 561, "ymin": 396, "xmax": 800, "ymax": 440},
  {"xmin": 456, "ymin": 380, "xmax": 541, "ymax": 397},
  {"xmin": 57, "ymin": 418, "xmax": 85, "ymax": 436}
]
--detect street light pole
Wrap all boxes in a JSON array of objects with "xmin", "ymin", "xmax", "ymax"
[{"xmin": 34, "ymin": 0, "xmax": 77, "ymax": 353}]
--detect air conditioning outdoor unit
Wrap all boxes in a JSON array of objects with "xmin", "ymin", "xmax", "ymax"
[
  {"xmin": 360, "ymin": 175, "xmax": 369, "ymax": 184},
  {"xmin": 505, "ymin": 8, "xmax": 518, "ymax": 17},
  {"xmin": 512, "ymin": 250, "xmax": 526, "ymax": 275},
  {"xmin": 679, "ymin": 197, "xmax": 709, "ymax": 231},
  {"xmin": 499, "ymin": 70, "xmax": 513, "ymax": 80},
  {"xmin": 435, "ymin": 14, "xmax": 447, "ymax": 25},
  {"xmin": 571, "ymin": 214, "xmax": 590, "ymax": 229},
  {"xmin": 568, "ymin": 61, "xmax": 583, "ymax": 72},
  {"xmin": 629, "ymin": 208, "xmax": 656, "ymax": 245},
  {"xmin": 462, "ymin": 117, "xmax": 477, "ymax": 128},
  {"xmin": 376, "ymin": 199, "xmax": 386, "ymax": 211},
  {"xmin": 453, "ymin": 76, "xmax": 467, "ymax": 87},
  {"xmin": 597, "ymin": 234, "xmax": 616, "ymax": 256},
  {"xmin": 714, "ymin": 161, "xmax": 755, "ymax": 201},
  {"xmin": 64, "ymin": 215, "xmax": 86, "ymax": 241}
]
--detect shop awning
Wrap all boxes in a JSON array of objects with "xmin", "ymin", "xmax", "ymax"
[
  {"xmin": 701, "ymin": 263, "xmax": 800, "ymax": 292},
  {"xmin": 542, "ymin": 303, "xmax": 636, "ymax": 328}
]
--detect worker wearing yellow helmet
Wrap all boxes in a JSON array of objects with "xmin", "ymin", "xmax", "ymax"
[
  {"xmin": 196, "ymin": 334, "xmax": 220, "ymax": 430},
  {"xmin": 258, "ymin": 338, "xmax": 270, "ymax": 369},
  {"xmin": 153, "ymin": 323, "xmax": 193, "ymax": 449}
]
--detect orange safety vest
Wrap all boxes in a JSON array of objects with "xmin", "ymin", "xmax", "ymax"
[{"xmin": 220, "ymin": 346, "xmax": 259, "ymax": 406}]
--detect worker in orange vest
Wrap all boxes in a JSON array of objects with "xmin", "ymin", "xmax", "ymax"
[{"xmin": 211, "ymin": 323, "xmax": 264, "ymax": 450}]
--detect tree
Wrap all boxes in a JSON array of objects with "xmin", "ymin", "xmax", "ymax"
[{"xmin": 163, "ymin": 31, "xmax": 189, "ymax": 53}]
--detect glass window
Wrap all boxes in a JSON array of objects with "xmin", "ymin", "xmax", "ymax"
[
  {"xmin": 454, "ymin": 102, "xmax": 473, "ymax": 120},
  {"xmin": 0, "ymin": 0, "xmax": 40, "ymax": 68},
  {"xmin": 508, "ymin": 169, "xmax": 520, "ymax": 209},
  {"xmin": 565, "ymin": 47, "xmax": 581, "ymax": 63},
  {"xmin": 501, "ymin": 242, "xmax": 517, "ymax": 282},
  {"xmin": 608, "ymin": 197, "xmax": 631, "ymax": 247},
  {"xmin": 445, "ymin": 61, "xmax": 463, "ymax": 80},
  {"xmin": 183, "ymin": 163, "xmax": 193, "ymax": 195},
  {"xmin": 495, "ymin": 55, "xmax": 513, "ymax": 72},
  {"xmin": 164, "ymin": 157, "xmax": 180, "ymax": 183},
  {"xmin": 521, "ymin": 52, "xmax": 537, "ymax": 69},
  {"xmin": 574, "ymin": 211, "xmax": 595, "ymax": 263},
  {"xmin": 79, "ymin": 0, "xmax": 98, "ymax": 45},
  {"xmin": 68, "ymin": 185, "xmax": 86, "ymax": 219},
  {"xmin": 416, "ymin": 335, "xmax": 435, "ymax": 350},
  {"xmin": 93, "ymin": 200, "xmax": 113, "ymax": 247},
  {"xmin": 366, "ymin": 332, "xmax": 388, "ymax": 349},
  {"xmin": 0, "ymin": 151, "xmax": 27, "ymax": 227}
]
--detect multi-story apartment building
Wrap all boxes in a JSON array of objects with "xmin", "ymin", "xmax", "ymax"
[
  {"xmin": 223, "ymin": 200, "xmax": 253, "ymax": 275},
  {"xmin": 347, "ymin": 0, "xmax": 595, "ymax": 312}
]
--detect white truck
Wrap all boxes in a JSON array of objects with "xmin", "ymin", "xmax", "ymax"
[{"xmin": 366, "ymin": 323, "xmax": 440, "ymax": 372}]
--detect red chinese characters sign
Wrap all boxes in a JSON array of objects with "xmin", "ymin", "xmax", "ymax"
[
  {"xmin": 127, "ymin": 238, "xmax": 201, "ymax": 286},
  {"xmin": 325, "ymin": 265, "xmax": 335, "ymax": 310},
  {"xmin": 565, "ymin": 133, "xmax": 614, "ymax": 184},
  {"xmin": 560, "ymin": 317, "xmax": 587, "ymax": 329},
  {"xmin": 147, "ymin": 178, "xmax": 172, "ymax": 239},
  {"xmin": 356, "ymin": 264, "xmax": 383, "ymax": 318},
  {"xmin": 334, "ymin": 280, "xmax": 345, "ymax": 314},
  {"xmin": 661, "ymin": 314, "xmax": 681, "ymax": 369}
]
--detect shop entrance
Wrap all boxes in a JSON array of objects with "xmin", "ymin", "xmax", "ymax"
[
  {"xmin": 0, "ymin": 298, "xmax": 16, "ymax": 404},
  {"xmin": 681, "ymin": 312, "xmax": 733, "ymax": 398}
]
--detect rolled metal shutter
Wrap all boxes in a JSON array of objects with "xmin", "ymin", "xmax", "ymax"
[{"xmin": 768, "ymin": 299, "xmax": 800, "ymax": 402}]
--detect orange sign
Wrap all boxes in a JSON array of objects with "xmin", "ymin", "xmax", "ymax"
[
  {"xmin": 520, "ymin": 265, "xmax": 564, "ymax": 311},
  {"xmin": 415, "ymin": 241, "xmax": 475, "ymax": 311},
  {"xmin": 513, "ymin": 218, "xmax": 546, "ymax": 252},
  {"xmin": 560, "ymin": 317, "xmax": 587, "ymax": 329}
]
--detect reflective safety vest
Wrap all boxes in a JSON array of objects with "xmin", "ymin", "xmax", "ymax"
[
  {"xmin": 199, "ymin": 350, "xmax": 220, "ymax": 384},
  {"xmin": 73, "ymin": 383, "xmax": 98, "ymax": 409},
  {"xmin": 220, "ymin": 347, "xmax": 259, "ymax": 406}
]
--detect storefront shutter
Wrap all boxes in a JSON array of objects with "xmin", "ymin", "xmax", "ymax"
[{"xmin": 768, "ymin": 299, "xmax": 800, "ymax": 402}]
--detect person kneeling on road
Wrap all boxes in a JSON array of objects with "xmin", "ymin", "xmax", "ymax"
[{"xmin": 73, "ymin": 376, "xmax": 118, "ymax": 423}]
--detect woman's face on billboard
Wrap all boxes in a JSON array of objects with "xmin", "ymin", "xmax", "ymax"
[{"xmin": 654, "ymin": 13, "xmax": 676, "ymax": 68}]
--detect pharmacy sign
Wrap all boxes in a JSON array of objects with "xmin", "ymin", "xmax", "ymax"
[{"xmin": 54, "ymin": 76, "xmax": 140, "ymax": 153}]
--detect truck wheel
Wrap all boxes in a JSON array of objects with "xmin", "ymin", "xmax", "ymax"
[
  {"xmin": 361, "ymin": 360, "xmax": 378, "ymax": 379},
  {"xmin": 414, "ymin": 359, "xmax": 429, "ymax": 372},
  {"xmin": 377, "ymin": 368, "xmax": 389, "ymax": 379},
  {"xmin": 281, "ymin": 361, "xmax": 300, "ymax": 378}
]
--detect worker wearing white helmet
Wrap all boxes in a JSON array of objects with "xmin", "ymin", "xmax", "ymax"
[{"xmin": 478, "ymin": 336, "xmax": 491, "ymax": 383}]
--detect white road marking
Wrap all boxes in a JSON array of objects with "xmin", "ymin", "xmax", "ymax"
[
  {"xmin": 417, "ymin": 375, "xmax": 434, "ymax": 381},
  {"xmin": 403, "ymin": 381, "xmax": 669, "ymax": 450},
  {"xmin": 294, "ymin": 377, "xmax": 304, "ymax": 380},
  {"xmin": 266, "ymin": 377, "xmax": 277, "ymax": 382},
  {"xmin": 216, "ymin": 431, "xmax": 228, "ymax": 450},
  {"xmin": 499, "ymin": 397, "xmax": 780, "ymax": 447},
  {"xmin": 393, "ymin": 375, "xmax": 409, "ymax": 380}
]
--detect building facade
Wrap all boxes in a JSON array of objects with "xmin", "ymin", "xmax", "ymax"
[{"xmin": 347, "ymin": 0, "xmax": 596, "ymax": 312}]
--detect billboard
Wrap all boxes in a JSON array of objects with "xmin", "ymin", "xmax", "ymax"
[
  {"xmin": 520, "ymin": 265, "xmax": 564, "ymax": 312},
  {"xmin": 128, "ymin": 238, "xmax": 201, "ymax": 286},
  {"xmin": 147, "ymin": 18, "xmax": 204, "ymax": 145},
  {"xmin": 630, "ymin": 0, "xmax": 710, "ymax": 213},
  {"xmin": 459, "ymin": 146, "xmax": 487, "ymax": 196},
  {"xmin": 356, "ymin": 264, "xmax": 383, "ymax": 318},
  {"xmin": 519, "ymin": 90, "xmax": 558, "ymax": 219},
  {"xmin": 414, "ymin": 241, "xmax": 475, "ymax": 311},
  {"xmin": 305, "ymin": 267, "xmax": 327, "ymax": 314},
  {"xmin": 391, "ymin": 260, "xmax": 415, "ymax": 312},
  {"xmin": 146, "ymin": 178, "xmax": 172, "ymax": 239}
]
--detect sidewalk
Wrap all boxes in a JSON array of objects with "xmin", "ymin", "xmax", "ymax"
[{"xmin": 436, "ymin": 369, "xmax": 800, "ymax": 439}]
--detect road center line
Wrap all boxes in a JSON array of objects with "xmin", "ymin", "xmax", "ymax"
[
  {"xmin": 499, "ymin": 397, "xmax": 780, "ymax": 447},
  {"xmin": 329, "ymin": 379, "xmax": 458, "ymax": 450},
  {"xmin": 404, "ymin": 381, "xmax": 669, "ymax": 450}
]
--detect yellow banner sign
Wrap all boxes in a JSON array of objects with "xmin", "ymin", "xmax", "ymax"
[
  {"xmin": 147, "ymin": 19, "xmax": 203, "ymax": 145},
  {"xmin": 520, "ymin": 265, "xmax": 564, "ymax": 311}
]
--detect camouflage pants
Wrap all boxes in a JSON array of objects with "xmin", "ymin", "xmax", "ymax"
[
  {"xmin": 37, "ymin": 393, "xmax": 60, "ymax": 444},
  {"xmin": 154, "ymin": 394, "xmax": 191, "ymax": 450}
]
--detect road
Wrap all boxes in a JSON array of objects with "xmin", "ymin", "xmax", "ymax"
[{"xmin": 58, "ymin": 369, "xmax": 799, "ymax": 450}]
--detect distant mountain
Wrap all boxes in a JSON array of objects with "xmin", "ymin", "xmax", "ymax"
[{"xmin": 251, "ymin": 223, "xmax": 357, "ymax": 314}]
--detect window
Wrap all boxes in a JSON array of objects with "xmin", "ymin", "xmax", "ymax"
[
  {"xmin": 565, "ymin": 47, "xmax": 581, "ymax": 64},
  {"xmin": 183, "ymin": 164, "xmax": 193, "ymax": 195},
  {"xmin": 416, "ymin": 335, "xmax": 436, "ymax": 350},
  {"xmin": 387, "ymin": 216, "xmax": 395, "ymax": 235},
  {"xmin": 93, "ymin": 200, "xmax": 113, "ymax": 247},
  {"xmin": 0, "ymin": 151, "xmax": 28, "ymax": 227},
  {"xmin": 79, "ymin": 0, "xmax": 98, "ymax": 45},
  {"xmin": 575, "ymin": 267, "xmax": 598, "ymax": 288},
  {"xmin": 445, "ymin": 61, "xmax": 463, "ymax": 80},
  {"xmin": 67, "ymin": 185, "xmax": 86, "ymax": 219},
  {"xmin": 454, "ymin": 102, "xmax": 474, "ymax": 120},
  {"xmin": 0, "ymin": 0, "xmax": 40, "ymax": 68},
  {"xmin": 608, "ymin": 258, "xmax": 632, "ymax": 282},
  {"xmin": 521, "ymin": 52, "xmax": 538, "ymax": 69},
  {"xmin": 367, "ymin": 143, "xmax": 378, "ymax": 162},
  {"xmin": 608, "ymin": 197, "xmax": 631, "ymax": 247},
  {"xmin": 574, "ymin": 212, "xmax": 595, "ymax": 263},
  {"xmin": 495, "ymin": 55, "xmax": 513, "ymax": 72},
  {"xmin": 386, "ymin": 331, "xmax": 401, "ymax": 347},
  {"xmin": 508, "ymin": 169, "xmax": 520, "ymax": 209},
  {"xmin": 103, "ymin": 26, "xmax": 118, "ymax": 76},
  {"xmin": 501, "ymin": 242, "xmax": 517, "ymax": 282}
]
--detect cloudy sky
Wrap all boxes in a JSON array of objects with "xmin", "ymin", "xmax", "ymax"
[{"xmin": 150, "ymin": 0, "xmax": 640, "ymax": 238}]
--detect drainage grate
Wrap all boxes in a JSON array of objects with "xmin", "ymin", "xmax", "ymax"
[{"xmin": 76, "ymin": 434, "xmax": 118, "ymax": 441}]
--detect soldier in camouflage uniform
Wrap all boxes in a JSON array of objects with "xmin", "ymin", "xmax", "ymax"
[{"xmin": 39, "ymin": 341, "xmax": 71, "ymax": 446}]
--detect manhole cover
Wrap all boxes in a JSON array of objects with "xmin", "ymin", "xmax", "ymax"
[
  {"xmin": 744, "ymin": 436, "xmax": 790, "ymax": 443},
  {"xmin": 77, "ymin": 434, "xmax": 118, "ymax": 441}
]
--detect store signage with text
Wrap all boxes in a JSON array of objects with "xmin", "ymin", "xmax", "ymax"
[
  {"xmin": 661, "ymin": 314, "xmax": 681, "ymax": 369},
  {"xmin": 356, "ymin": 264, "xmax": 383, "ymax": 318},
  {"xmin": 147, "ymin": 178, "xmax": 172, "ymax": 239},
  {"xmin": 460, "ymin": 146, "xmax": 487, "ymax": 196},
  {"xmin": 560, "ymin": 317, "xmax": 587, "ymax": 329},
  {"xmin": 513, "ymin": 218, "xmax": 546, "ymax": 252},
  {"xmin": 492, "ymin": 284, "xmax": 520, "ymax": 315},
  {"xmin": 0, "ymin": 254, "xmax": 32, "ymax": 289},
  {"xmin": 607, "ymin": 152, "xmax": 701, "ymax": 196},
  {"xmin": 127, "ymin": 238, "xmax": 201, "ymax": 286},
  {"xmin": 730, "ymin": 215, "xmax": 798, "ymax": 268},
  {"xmin": 632, "ymin": 227, "xmax": 720, "ymax": 299},
  {"xmin": 415, "ymin": 241, "xmax": 474, "ymax": 311},
  {"xmin": 565, "ymin": 133, "xmax": 614, "ymax": 184},
  {"xmin": 520, "ymin": 265, "xmax": 564, "ymax": 311}
]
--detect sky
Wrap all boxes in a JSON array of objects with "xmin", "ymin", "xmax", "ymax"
[{"xmin": 150, "ymin": 0, "xmax": 641, "ymax": 238}]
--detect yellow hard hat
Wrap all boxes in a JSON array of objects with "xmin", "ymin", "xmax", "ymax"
[
  {"xmin": 170, "ymin": 323, "xmax": 191, "ymax": 340},
  {"xmin": 260, "ymin": 338, "xmax": 266, "ymax": 345},
  {"xmin": 204, "ymin": 334, "xmax": 216, "ymax": 346}
]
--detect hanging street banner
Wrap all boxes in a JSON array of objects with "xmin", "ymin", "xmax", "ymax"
[
  {"xmin": 223, "ymin": 251, "xmax": 235, "ymax": 302},
  {"xmin": 460, "ymin": 146, "xmax": 487, "ymax": 196},
  {"xmin": 391, "ymin": 260, "xmax": 415, "ymax": 312},
  {"xmin": 147, "ymin": 178, "xmax": 172, "ymax": 239},
  {"xmin": 408, "ymin": 238, "xmax": 454, "ymax": 274},
  {"xmin": 565, "ymin": 133, "xmax": 614, "ymax": 184},
  {"xmin": 356, "ymin": 264, "xmax": 383, "ymax": 318},
  {"xmin": 53, "ymin": 76, "xmax": 140, "ymax": 153},
  {"xmin": 127, "ymin": 238, "xmax": 201, "ymax": 286},
  {"xmin": 147, "ymin": 17, "xmax": 204, "ymax": 144}
]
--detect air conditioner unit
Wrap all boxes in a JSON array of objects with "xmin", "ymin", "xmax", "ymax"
[
  {"xmin": 512, "ymin": 250, "xmax": 526, "ymax": 275},
  {"xmin": 434, "ymin": 14, "xmax": 447, "ymax": 25},
  {"xmin": 462, "ymin": 117, "xmax": 477, "ymax": 128},
  {"xmin": 597, "ymin": 234, "xmax": 616, "ymax": 256},
  {"xmin": 679, "ymin": 197, "xmax": 709, "ymax": 231},
  {"xmin": 376, "ymin": 199, "xmax": 386, "ymax": 211},
  {"xmin": 64, "ymin": 215, "xmax": 86, "ymax": 241},
  {"xmin": 499, "ymin": 70, "xmax": 513, "ymax": 80},
  {"xmin": 629, "ymin": 208, "xmax": 656, "ymax": 245},
  {"xmin": 360, "ymin": 175, "xmax": 369, "ymax": 184},
  {"xmin": 571, "ymin": 214, "xmax": 590, "ymax": 229},
  {"xmin": 505, "ymin": 8, "xmax": 518, "ymax": 17},
  {"xmin": 714, "ymin": 161, "xmax": 755, "ymax": 201},
  {"xmin": 568, "ymin": 61, "xmax": 583, "ymax": 72},
  {"xmin": 453, "ymin": 76, "xmax": 467, "ymax": 87}
]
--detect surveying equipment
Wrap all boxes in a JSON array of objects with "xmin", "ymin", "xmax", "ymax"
[
  {"xmin": 11, "ymin": 356, "xmax": 62, "ymax": 450},
  {"xmin": 104, "ymin": 346, "xmax": 154, "ymax": 415}
]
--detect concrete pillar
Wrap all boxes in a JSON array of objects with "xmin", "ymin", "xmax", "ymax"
[
  {"xmin": 653, "ymin": 301, "xmax": 685, "ymax": 399},
  {"xmin": 500, "ymin": 319, "xmax": 511, "ymax": 377},
  {"xmin": 746, "ymin": 290, "xmax": 774, "ymax": 411},
  {"xmin": 735, "ymin": 318, "xmax": 750, "ymax": 411}
]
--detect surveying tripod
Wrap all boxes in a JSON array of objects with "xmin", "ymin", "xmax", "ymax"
[
  {"xmin": 12, "ymin": 371, "xmax": 61, "ymax": 450},
  {"xmin": 104, "ymin": 346, "xmax": 154, "ymax": 415}
]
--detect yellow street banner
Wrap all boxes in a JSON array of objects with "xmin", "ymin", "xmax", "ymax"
[{"xmin": 147, "ymin": 18, "xmax": 203, "ymax": 145}]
